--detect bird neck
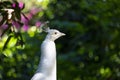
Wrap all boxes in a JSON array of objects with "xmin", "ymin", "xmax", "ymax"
[
  {"xmin": 35, "ymin": 39, "xmax": 56, "ymax": 80},
  {"xmin": 45, "ymin": 35, "xmax": 55, "ymax": 41}
]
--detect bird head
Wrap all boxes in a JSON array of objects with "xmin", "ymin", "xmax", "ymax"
[{"xmin": 44, "ymin": 27, "xmax": 65, "ymax": 41}]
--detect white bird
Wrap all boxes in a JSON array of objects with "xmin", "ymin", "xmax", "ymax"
[{"xmin": 31, "ymin": 27, "xmax": 65, "ymax": 80}]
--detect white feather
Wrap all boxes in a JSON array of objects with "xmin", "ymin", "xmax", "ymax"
[{"xmin": 31, "ymin": 29, "xmax": 65, "ymax": 80}]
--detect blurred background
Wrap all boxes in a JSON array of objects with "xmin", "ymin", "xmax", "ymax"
[{"xmin": 0, "ymin": 0, "xmax": 120, "ymax": 80}]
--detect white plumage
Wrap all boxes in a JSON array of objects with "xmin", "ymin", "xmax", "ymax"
[{"xmin": 31, "ymin": 28, "xmax": 65, "ymax": 80}]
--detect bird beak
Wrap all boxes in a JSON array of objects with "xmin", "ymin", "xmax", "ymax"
[{"xmin": 61, "ymin": 32, "xmax": 66, "ymax": 36}]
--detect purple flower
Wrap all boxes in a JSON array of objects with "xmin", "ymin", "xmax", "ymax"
[
  {"xmin": 12, "ymin": 2, "xmax": 24, "ymax": 9},
  {"xmin": 30, "ymin": 8, "xmax": 41, "ymax": 15},
  {"xmin": 19, "ymin": 2, "xmax": 24, "ymax": 9},
  {"xmin": 12, "ymin": 21, "xmax": 21, "ymax": 29},
  {"xmin": 35, "ymin": 21, "xmax": 41, "ymax": 27},
  {"xmin": 22, "ymin": 24, "xmax": 29, "ymax": 31},
  {"xmin": 12, "ymin": 3, "xmax": 16, "ymax": 8},
  {"xmin": 21, "ymin": 15, "xmax": 29, "ymax": 23},
  {"xmin": 1, "ymin": 24, "xmax": 8, "ymax": 29}
]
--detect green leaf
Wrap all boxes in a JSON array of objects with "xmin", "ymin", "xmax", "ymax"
[{"xmin": 3, "ymin": 35, "xmax": 13, "ymax": 50}]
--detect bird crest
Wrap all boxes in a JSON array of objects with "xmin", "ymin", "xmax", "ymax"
[{"xmin": 39, "ymin": 21, "xmax": 65, "ymax": 41}]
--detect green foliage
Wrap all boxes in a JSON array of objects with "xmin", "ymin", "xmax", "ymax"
[
  {"xmin": 44, "ymin": 0, "xmax": 120, "ymax": 80},
  {"xmin": 0, "ymin": 0, "xmax": 120, "ymax": 80}
]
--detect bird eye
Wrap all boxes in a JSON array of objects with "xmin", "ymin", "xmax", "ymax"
[{"xmin": 54, "ymin": 32, "xmax": 57, "ymax": 34}]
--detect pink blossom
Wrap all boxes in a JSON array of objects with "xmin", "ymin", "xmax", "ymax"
[
  {"xmin": 35, "ymin": 21, "xmax": 41, "ymax": 27},
  {"xmin": 24, "ymin": 14, "xmax": 32, "ymax": 20},
  {"xmin": 22, "ymin": 24, "xmax": 29, "ymax": 31},
  {"xmin": 19, "ymin": 2, "xmax": 24, "ymax": 9},
  {"xmin": 30, "ymin": 8, "xmax": 42, "ymax": 15},
  {"xmin": 21, "ymin": 15, "xmax": 29, "ymax": 23},
  {"xmin": 12, "ymin": 2, "xmax": 24, "ymax": 9},
  {"xmin": 12, "ymin": 21, "xmax": 21, "ymax": 29},
  {"xmin": 12, "ymin": 3, "xmax": 16, "ymax": 8},
  {"xmin": 1, "ymin": 24, "xmax": 8, "ymax": 29}
]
